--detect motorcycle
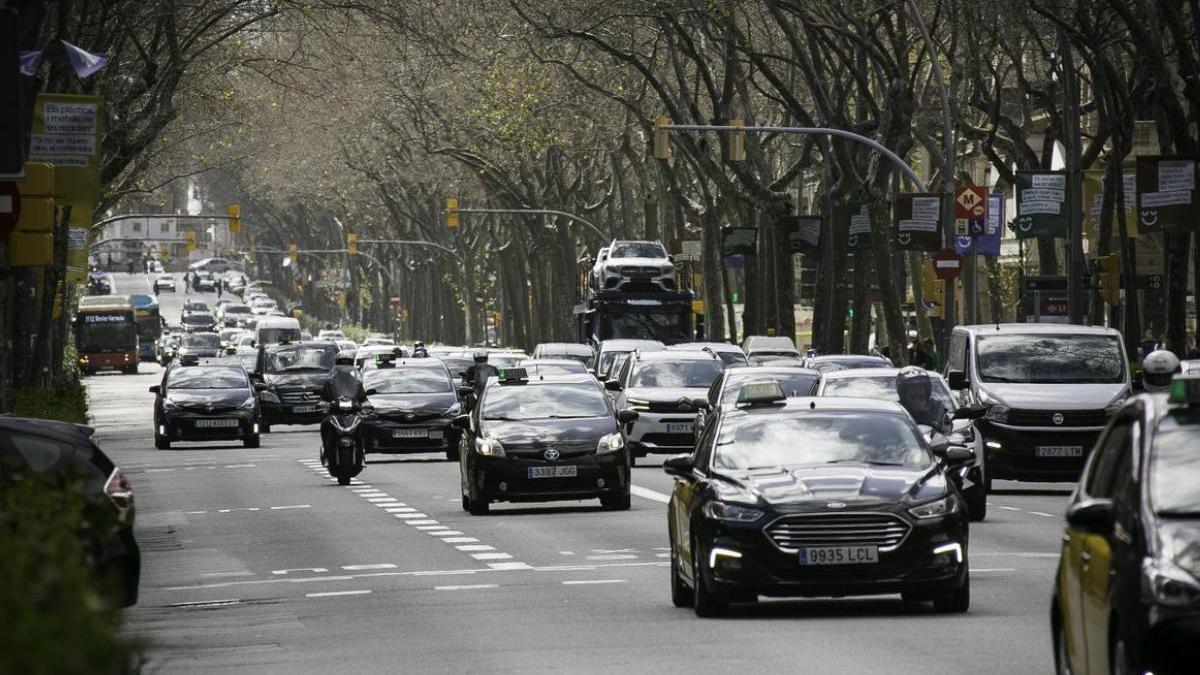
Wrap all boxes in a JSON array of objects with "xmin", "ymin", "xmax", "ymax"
[{"xmin": 320, "ymin": 397, "xmax": 371, "ymax": 486}]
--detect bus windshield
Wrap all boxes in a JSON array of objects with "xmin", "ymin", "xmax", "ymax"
[{"xmin": 78, "ymin": 313, "xmax": 137, "ymax": 350}]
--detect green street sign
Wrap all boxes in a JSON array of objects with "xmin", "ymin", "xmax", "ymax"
[{"xmin": 1015, "ymin": 171, "xmax": 1068, "ymax": 239}]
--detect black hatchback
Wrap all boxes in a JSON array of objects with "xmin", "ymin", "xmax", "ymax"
[
  {"xmin": 151, "ymin": 364, "xmax": 261, "ymax": 449},
  {"xmin": 456, "ymin": 370, "xmax": 633, "ymax": 514},
  {"xmin": 360, "ymin": 360, "xmax": 462, "ymax": 460},
  {"xmin": 664, "ymin": 383, "xmax": 973, "ymax": 617},
  {"xmin": 0, "ymin": 416, "xmax": 140, "ymax": 607}
]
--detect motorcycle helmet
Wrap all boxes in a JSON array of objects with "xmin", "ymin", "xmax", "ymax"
[
  {"xmin": 473, "ymin": 350, "xmax": 489, "ymax": 364},
  {"xmin": 1142, "ymin": 349, "xmax": 1181, "ymax": 393},
  {"xmin": 896, "ymin": 366, "xmax": 933, "ymax": 407}
]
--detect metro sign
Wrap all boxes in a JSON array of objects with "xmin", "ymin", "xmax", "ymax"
[{"xmin": 955, "ymin": 186, "xmax": 988, "ymax": 237}]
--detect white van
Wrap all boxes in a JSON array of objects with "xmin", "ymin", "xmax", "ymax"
[{"xmin": 254, "ymin": 316, "xmax": 302, "ymax": 347}]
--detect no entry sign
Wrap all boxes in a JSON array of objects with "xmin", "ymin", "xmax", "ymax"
[{"xmin": 931, "ymin": 247, "xmax": 962, "ymax": 280}]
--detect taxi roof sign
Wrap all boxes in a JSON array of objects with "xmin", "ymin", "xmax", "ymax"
[
  {"xmin": 736, "ymin": 380, "xmax": 787, "ymax": 407},
  {"xmin": 497, "ymin": 367, "xmax": 529, "ymax": 384},
  {"xmin": 1168, "ymin": 375, "xmax": 1200, "ymax": 406}
]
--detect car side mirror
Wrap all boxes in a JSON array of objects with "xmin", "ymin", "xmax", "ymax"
[
  {"xmin": 148, "ymin": 385, "xmax": 160, "ymax": 394},
  {"xmin": 953, "ymin": 405, "xmax": 986, "ymax": 421},
  {"xmin": 947, "ymin": 369, "xmax": 967, "ymax": 391},
  {"xmin": 1066, "ymin": 498, "xmax": 1114, "ymax": 534},
  {"xmin": 691, "ymin": 397, "xmax": 711, "ymax": 411},
  {"xmin": 928, "ymin": 432, "xmax": 951, "ymax": 456},
  {"xmin": 604, "ymin": 379, "xmax": 623, "ymax": 391},
  {"xmin": 942, "ymin": 446, "xmax": 975, "ymax": 466},
  {"xmin": 253, "ymin": 382, "xmax": 268, "ymax": 392},
  {"xmin": 617, "ymin": 409, "xmax": 639, "ymax": 424},
  {"xmin": 662, "ymin": 454, "xmax": 694, "ymax": 477},
  {"xmin": 365, "ymin": 388, "xmax": 378, "ymax": 396},
  {"xmin": 451, "ymin": 414, "xmax": 471, "ymax": 430}
]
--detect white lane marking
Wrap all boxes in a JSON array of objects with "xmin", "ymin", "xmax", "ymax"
[
  {"xmin": 655, "ymin": 553, "xmax": 670, "ymax": 558},
  {"xmin": 224, "ymin": 464, "xmax": 257, "ymax": 468},
  {"xmin": 970, "ymin": 568, "xmax": 1016, "ymax": 573},
  {"xmin": 563, "ymin": 579, "xmax": 625, "ymax": 585},
  {"xmin": 385, "ymin": 507, "xmax": 417, "ymax": 513},
  {"xmin": 442, "ymin": 537, "xmax": 479, "ymax": 544},
  {"xmin": 342, "ymin": 564, "xmax": 398, "ymax": 571},
  {"xmin": 393, "ymin": 513, "xmax": 429, "ymax": 519},
  {"xmin": 306, "ymin": 590, "xmax": 371, "ymax": 598},
  {"xmin": 587, "ymin": 554, "xmax": 638, "ymax": 561},
  {"xmin": 217, "ymin": 507, "xmax": 260, "ymax": 513},
  {"xmin": 146, "ymin": 468, "xmax": 175, "ymax": 473},
  {"xmin": 272, "ymin": 568, "xmax": 329, "ymax": 575},
  {"xmin": 435, "ymin": 584, "xmax": 498, "ymax": 591},
  {"xmin": 472, "ymin": 552, "xmax": 513, "ymax": 561},
  {"xmin": 270, "ymin": 505, "xmax": 311, "ymax": 510},
  {"xmin": 366, "ymin": 498, "xmax": 400, "ymax": 503},
  {"xmin": 488, "ymin": 562, "xmax": 533, "ymax": 571},
  {"xmin": 456, "ymin": 545, "xmax": 496, "ymax": 552},
  {"xmin": 200, "ymin": 571, "xmax": 254, "ymax": 578},
  {"xmin": 184, "ymin": 510, "xmax": 207, "ymax": 514},
  {"xmin": 592, "ymin": 548, "xmax": 636, "ymax": 554},
  {"xmin": 409, "ymin": 519, "xmax": 439, "ymax": 525},
  {"xmin": 1030, "ymin": 511, "xmax": 1057, "ymax": 518},
  {"xmin": 170, "ymin": 599, "xmax": 241, "ymax": 608},
  {"xmin": 559, "ymin": 551, "xmax": 575, "ymax": 556},
  {"xmin": 998, "ymin": 506, "xmax": 1022, "ymax": 511},
  {"xmin": 631, "ymin": 485, "xmax": 670, "ymax": 503},
  {"xmin": 418, "ymin": 526, "xmax": 453, "ymax": 532},
  {"xmin": 428, "ymin": 530, "xmax": 464, "ymax": 536}
]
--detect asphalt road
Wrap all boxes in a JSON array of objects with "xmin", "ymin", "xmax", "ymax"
[{"xmin": 96, "ymin": 272, "xmax": 1071, "ymax": 674}]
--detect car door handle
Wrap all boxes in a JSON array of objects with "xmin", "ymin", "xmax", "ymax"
[{"xmin": 1081, "ymin": 550, "xmax": 1091, "ymax": 563}]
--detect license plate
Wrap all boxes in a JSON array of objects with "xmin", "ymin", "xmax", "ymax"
[
  {"xmin": 429, "ymin": 430, "xmax": 444, "ymax": 439},
  {"xmin": 392, "ymin": 428, "xmax": 428, "ymax": 439},
  {"xmin": 798, "ymin": 546, "xmax": 879, "ymax": 566},
  {"xmin": 194, "ymin": 419, "xmax": 238, "ymax": 428},
  {"xmin": 292, "ymin": 405, "xmax": 318, "ymax": 413},
  {"xmin": 666, "ymin": 423, "xmax": 693, "ymax": 434},
  {"xmin": 528, "ymin": 465, "xmax": 578, "ymax": 479},
  {"xmin": 1036, "ymin": 445, "xmax": 1083, "ymax": 458}
]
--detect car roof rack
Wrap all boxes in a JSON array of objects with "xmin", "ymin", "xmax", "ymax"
[
  {"xmin": 736, "ymin": 380, "xmax": 787, "ymax": 407},
  {"xmin": 497, "ymin": 367, "xmax": 529, "ymax": 384}
]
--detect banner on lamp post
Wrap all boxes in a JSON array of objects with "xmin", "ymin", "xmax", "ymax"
[
  {"xmin": 1015, "ymin": 171, "xmax": 1068, "ymax": 239},
  {"xmin": 894, "ymin": 193, "xmax": 941, "ymax": 251},
  {"xmin": 1136, "ymin": 155, "xmax": 1198, "ymax": 233}
]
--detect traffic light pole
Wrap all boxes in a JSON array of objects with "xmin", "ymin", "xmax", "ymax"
[{"xmin": 453, "ymin": 208, "xmax": 609, "ymax": 241}]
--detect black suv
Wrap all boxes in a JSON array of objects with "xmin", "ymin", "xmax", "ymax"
[{"xmin": 253, "ymin": 341, "xmax": 338, "ymax": 431}]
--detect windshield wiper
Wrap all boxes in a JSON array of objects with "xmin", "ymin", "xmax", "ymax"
[
  {"xmin": 824, "ymin": 459, "xmax": 907, "ymax": 467},
  {"xmin": 278, "ymin": 365, "xmax": 325, "ymax": 372}
]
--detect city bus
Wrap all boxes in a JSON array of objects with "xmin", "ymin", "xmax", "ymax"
[
  {"xmin": 75, "ymin": 296, "xmax": 139, "ymax": 375},
  {"xmin": 131, "ymin": 293, "xmax": 163, "ymax": 361}
]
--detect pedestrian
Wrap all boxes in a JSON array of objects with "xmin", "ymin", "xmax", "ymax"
[
  {"xmin": 1139, "ymin": 329, "xmax": 1160, "ymax": 360},
  {"xmin": 1187, "ymin": 334, "xmax": 1200, "ymax": 360},
  {"xmin": 217, "ymin": 279, "xmax": 223, "ymax": 299},
  {"xmin": 184, "ymin": 271, "xmax": 191, "ymax": 295}
]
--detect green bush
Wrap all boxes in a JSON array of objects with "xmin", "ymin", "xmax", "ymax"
[
  {"xmin": 12, "ymin": 377, "xmax": 90, "ymax": 424},
  {"xmin": 0, "ymin": 476, "xmax": 138, "ymax": 674}
]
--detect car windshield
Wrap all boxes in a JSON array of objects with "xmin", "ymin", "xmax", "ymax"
[
  {"xmin": 525, "ymin": 361, "xmax": 588, "ymax": 376},
  {"xmin": 363, "ymin": 368, "xmax": 452, "ymax": 394},
  {"xmin": 975, "ymin": 334, "xmax": 1125, "ymax": 384},
  {"xmin": 1150, "ymin": 425, "xmax": 1200, "ymax": 514},
  {"xmin": 723, "ymin": 372, "xmax": 818, "ymax": 400},
  {"xmin": 601, "ymin": 310, "xmax": 688, "ymax": 342},
  {"xmin": 489, "ymin": 354, "xmax": 526, "ymax": 368},
  {"xmin": 809, "ymin": 357, "xmax": 887, "ymax": 373},
  {"xmin": 821, "ymin": 375, "xmax": 956, "ymax": 410},
  {"xmin": 224, "ymin": 305, "xmax": 251, "ymax": 314},
  {"xmin": 266, "ymin": 345, "xmax": 334, "ymax": 372},
  {"xmin": 631, "ymin": 360, "xmax": 722, "ymax": 388},
  {"xmin": 714, "ymin": 412, "xmax": 930, "ymax": 470},
  {"xmin": 167, "ymin": 367, "xmax": 246, "ymax": 390},
  {"xmin": 714, "ymin": 352, "xmax": 748, "ymax": 367},
  {"xmin": 483, "ymin": 383, "xmax": 609, "ymax": 420},
  {"xmin": 185, "ymin": 302, "xmax": 208, "ymax": 312},
  {"xmin": 610, "ymin": 242, "xmax": 665, "ymax": 258},
  {"xmin": 184, "ymin": 333, "xmax": 221, "ymax": 348}
]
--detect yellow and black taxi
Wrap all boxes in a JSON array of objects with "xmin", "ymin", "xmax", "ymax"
[
  {"xmin": 455, "ymin": 368, "xmax": 633, "ymax": 515},
  {"xmin": 151, "ymin": 363, "xmax": 261, "ymax": 449},
  {"xmin": 664, "ymin": 382, "xmax": 973, "ymax": 617},
  {"xmin": 1052, "ymin": 375, "xmax": 1200, "ymax": 675},
  {"xmin": 359, "ymin": 357, "xmax": 462, "ymax": 461}
]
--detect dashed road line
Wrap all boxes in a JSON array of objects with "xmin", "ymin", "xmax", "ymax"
[
  {"xmin": 273, "ymin": 568, "xmax": 329, "ymax": 575},
  {"xmin": 631, "ymin": 485, "xmax": 670, "ymax": 503},
  {"xmin": 436, "ymin": 584, "xmax": 498, "ymax": 591},
  {"xmin": 306, "ymin": 590, "xmax": 371, "ymax": 598},
  {"xmin": 563, "ymin": 579, "xmax": 626, "ymax": 586},
  {"xmin": 342, "ymin": 564, "xmax": 397, "ymax": 571}
]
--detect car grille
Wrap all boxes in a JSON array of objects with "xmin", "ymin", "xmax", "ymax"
[
  {"xmin": 178, "ymin": 403, "xmax": 239, "ymax": 413},
  {"xmin": 378, "ymin": 409, "xmax": 444, "ymax": 422},
  {"xmin": 646, "ymin": 401, "xmax": 696, "ymax": 414},
  {"xmin": 620, "ymin": 266, "xmax": 660, "ymax": 277},
  {"xmin": 278, "ymin": 389, "xmax": 321, "ymax": 404},
  {"xmin": 765, "ymin": 513, "xmax": 911, "ymax": 552},
  {"xmin": 1005, "ymin": 409, "xmax": 1109, "ymax": 427}
]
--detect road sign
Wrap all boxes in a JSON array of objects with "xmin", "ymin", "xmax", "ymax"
[
  {"xmin": 1016, "ymin": 171, "xmax": 1068, "ymax": 238},
  {"xmin": 0, "ymin": 181, "xmax": 20, "ymax": 238},
  {"xmin": 1136, "ymin": 155, "xmax": 1198, "ymax": 232},
  {"xmin": 389, "ymin": 294, "xmax": 401, "ymax": 306},
  {"xmin": 931, "ymin": 247, "xmax": 962, "ymax": 280},
  {"xmin": 894, "ymin": 193, "xmax": 941, "ymax": 251}
]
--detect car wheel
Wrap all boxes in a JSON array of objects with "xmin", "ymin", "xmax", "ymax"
[
  {"xmin": 466, "ymin": 492, "xmax": 490, "ymax": 516},
  {"xmin": 965, "ymin": 481, "xmax": 988, "ymax": 522},
  {"xmin": 445, "ymin": 446, "xmax": 459, "ymax": 462},
  {"xmin": 337, "ymin": 474, "xmax": 351, "ymax": 486},
  {"xmin": 260, "ymin": 421, "xmax": 271, "ymax": 433},
  {"xmin": 600, "ymin": 490, "xmax": 631, "ymax": 511},
  {"xmin": 1111, "ymin": 629, "xmax": 1134, "ymax": 675},
  {"xmin": 243, "ymin": 434, "xmax": 260, "ymax": 449},
  {"xmin": 154, "ymin": 435, "xmax": 171, "ymax": 450},
  {"xmin": 671, "ymin": 547, "xmax": 693, "ymax": 608},
  {"xmin": 933, "ymin": 573, "xmax": 970, "ymax": 613},
  {"xmin": 692, "ymin": 539, "xmax": 728, "ymax": 618}
]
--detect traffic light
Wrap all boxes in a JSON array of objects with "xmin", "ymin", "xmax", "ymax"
[
  {"xmin": 446, "ymin": 198, "xmax": 459, "ymax": 229},
  {"xmin": 1097, "ymin": 254, "xmax": 1120, "ymax": 305},
  {"xmin": 654, "ymin": 115, "xmax": 672, "ymax": 160},
  {"xmin": 227, "ymin": 203, "xmax": 241, "ymax": 235},
  {"xmin": 288, "ymin": 242, "xmax": 298, "ymax": 266},
  {"xmin": 923, "ymin": 260, "xmax": 945, "ymax": 318},
  {"xmin": 185, "ymin": 230, "xmax": 196, "ymax": 253},
  {"xmin": 728, "ymin": 117, "xmax": 745, "ymax": 162},
  {"xmin": 347, "ymin": 232, "xmax": 357, "ymax": 256}
]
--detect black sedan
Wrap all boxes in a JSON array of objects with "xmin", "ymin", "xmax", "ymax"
[
  {"xmin": 176, "ymin": 331, "xmax": 222, "ymax": 360},
  {"xmin": 456, "ymin": 370, "xmax": 633, "ymax": 515},
  {"xmin": 665, "ymin": 384, "xmax": 973, "ymax": 617},
  {"xmin": 151, "ymin": 364, "xmax": 261, "ymax": 449},
  {"xmin": 181, "ymin": 312, "xmax": 217, "ymax": 333},
  {"xmin": 0, "ymin": 416, "xmax": 140, "ymax": 607},
  {"xmin": 360, "ymin": 360, "xmax": 462, "ymax": 460},
  {"xmin": 253, "ymin": 342, "xmax": 337, "ymax": 431}
]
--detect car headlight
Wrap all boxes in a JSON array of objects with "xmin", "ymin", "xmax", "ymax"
[
  {"xmin": 238, "ymin": 397, "xmax": 256, "ymax": 410},
  {"xmin": 596, "ymin": 433, "xmax": 624, "ymax": 454},
  {"xmin": 703, "ymin": 501, "xmax": 764, "ymax": 523},
  {"xmin": 476, "ymin": 437, "xmax": 506, "ymax": 457},
  {"xmin": 163, "ymin": 399, "xmax": 180, "ymax": 412},
  {"xmin": 338, "ymin": 399, "xmax": 353, "ymax": 411},
  {"xmin": 444, "ymin": 402, "xmax": 462, "ymax": 417},
  {"xmin": 260, "ymin": 390, "xmax": 280, "ymax": 404},
  {"xmin": 908, "ymin": 496, "xmax": 960, "ymax": 520},
  {"xmin": 984, "ymin": 404, "xmax": 1009, "ymax": 423},
  {"xmin": 1143, "ymin": 558, "xmax": 1200, "ymax": 607},
  {"xmin": 625, "ymin": 397, "xmax": 650, "ymax": 411},
  {"xmin": 660, "ymin": 264, "xmax": 674, "ymax": 274}
]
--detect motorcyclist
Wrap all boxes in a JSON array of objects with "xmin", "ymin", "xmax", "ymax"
[
  {"xmin": 463, "ymin": 350, "xmax": 497, "ymax": 397},
  {"xmin": 1142, "ymin": 349, "xmax": 1181, "ymax": 394},
  {"xmin": 320, "ymin": 354, "xmax": 368, "ymax": 462},
  {"xmin": 412, "ymin": 341, "xmax": 429, "ymax": 358},
  {"xmin": 896, "ymin": 367, "xmax": 948, "ymax": 432}
]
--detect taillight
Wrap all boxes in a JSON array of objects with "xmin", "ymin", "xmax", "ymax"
[{"xmin": 105, "ymin": 469, "xmax": 133, "ymax": 515}]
